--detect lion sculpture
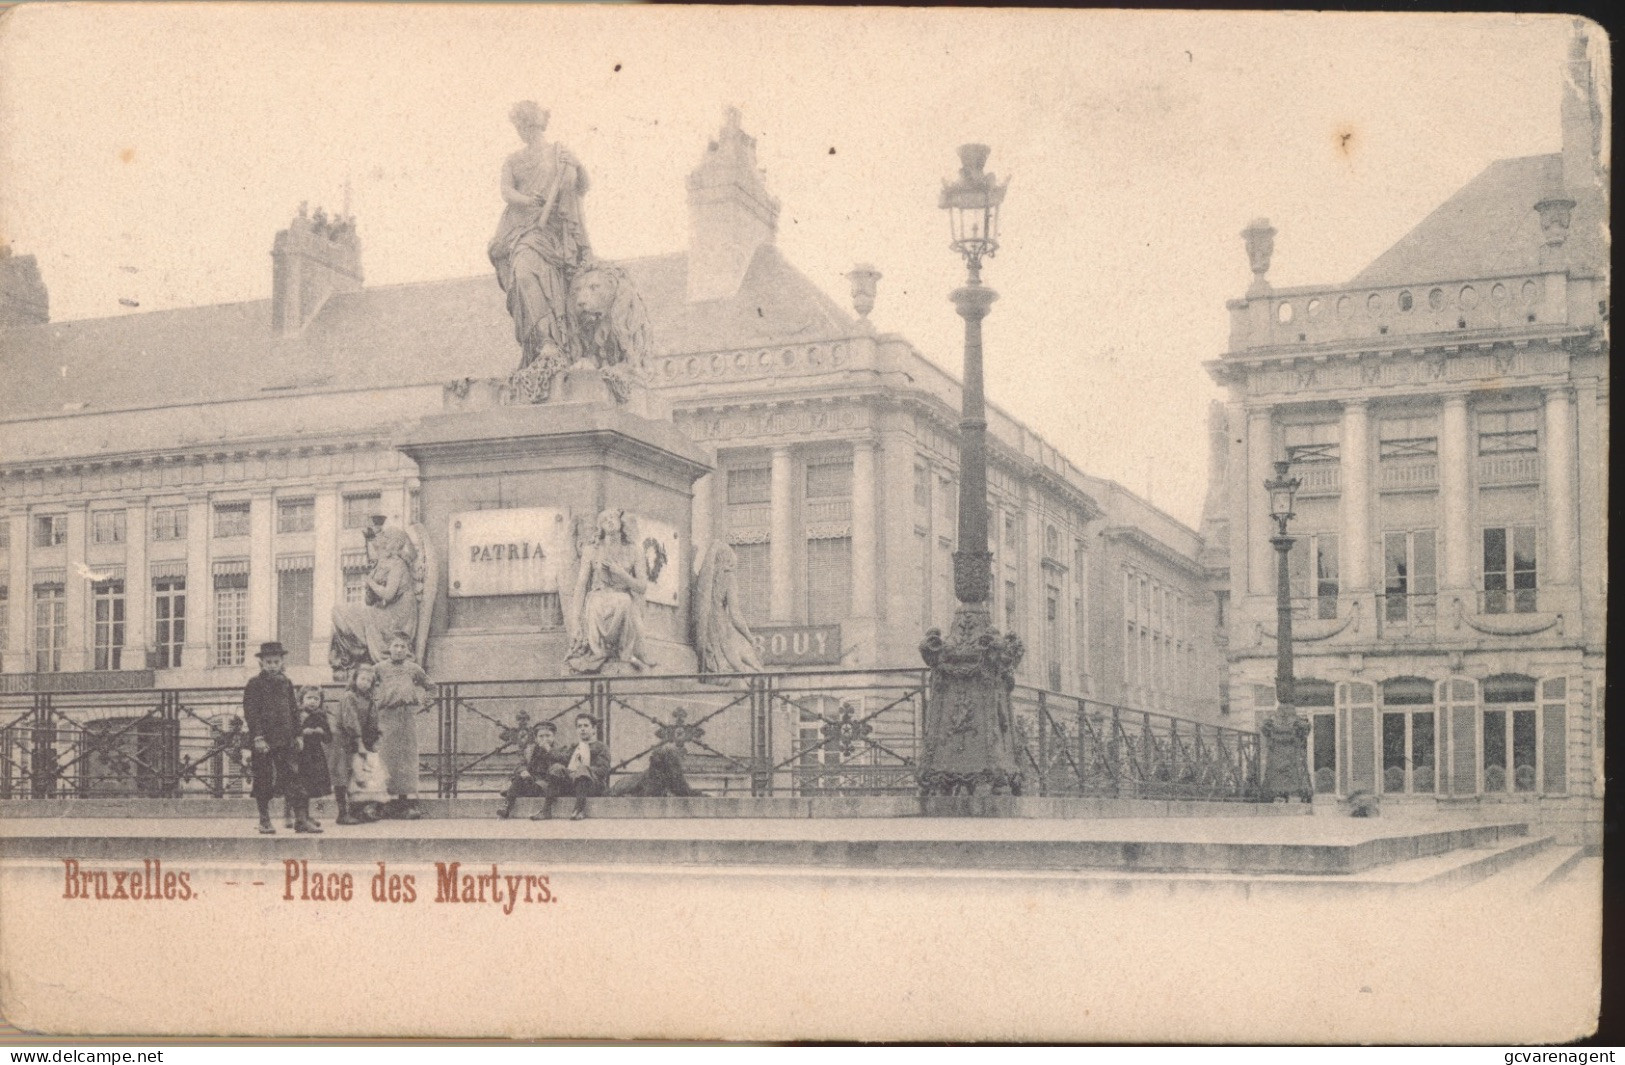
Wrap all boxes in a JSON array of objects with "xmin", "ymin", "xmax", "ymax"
[{"xmin": 507, "ymin": 260, "xmax": 652, "ymax": 405}]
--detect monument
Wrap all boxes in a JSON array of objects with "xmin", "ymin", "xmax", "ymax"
[{"xmin": 396, "ymin": 105, "xmax": 712, "ymax": 680}]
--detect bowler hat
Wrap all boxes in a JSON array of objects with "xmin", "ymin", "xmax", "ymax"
[{"xmin": 255, "ymin": 641, "xmax": 289, "ymax": 659}]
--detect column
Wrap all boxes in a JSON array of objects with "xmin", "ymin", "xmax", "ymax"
[
  {"xmin": 1224, "ymin": 400, "xmax": 1248, "ymax": 606},
  {"xmin": 769, "ymin": 446, "xmax": 794, "ymax": 621},
  {"xmin": 850, "ymin": 439, "xmax": 877, "ymax": 618},
  {"xmin": 122, "ymin": 500, "xmax": 148, "ymax": 665},
  {"xmin": 185, "ymin": 496, "xmax": 211, "ymax": 669},
  {"xmin": 1439, "ymin": 393, "xmax": 1472, "ymax": 592},
  {"xmin": 63, "ymin": 505, "xmax": 87, "ymax": 672},
  {"xmin": 311, "ymin": 488, "xmax": 339, "ymax": 668},
  {"xmin": 1544, "ymin": 386, "xmax": 1576, "ymax": 586},
  {"xmin": 1339, "ymin": 400, "xmax": 1371, "ymax": 594},
  {"xmin": 1574, "ymin": 382, "xmax": 1603, "ymax": 609},
  {"xmin": 248, "ymin": 491, "xmax": 275, "ymax": 645},
  {"xmin": 1246, "ymin": 407, "xmax": 1275, "ymax": 596},
  {"xmin": 691, "ymin": 472, "xmax": 713, "ymax": 559},
  {"xmin": 4, "ymin": 512, "xmax": 27, "ymax": 673},
  {"xmin": 878, "ymin": 429, "xmax": 917, "ymax": 637}
]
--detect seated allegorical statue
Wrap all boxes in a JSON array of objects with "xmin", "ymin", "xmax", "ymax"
[
  {"xmin": 564, "ymin": 509, "xmax": 653, "ymax": 675},
  {"xmin": 329, "ymin": 523, "xmax": 432, "ymax": 678},
  {"xmin": 692, "ymin": 541, "xmax": 764, "ymax": 675}
]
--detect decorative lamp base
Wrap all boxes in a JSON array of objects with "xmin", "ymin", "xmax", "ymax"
[
  {"xmin": 1259, "ymin": 707, "xmax": 1313, "ymax": 802},
  {"xmin": 917, "ymin": 603, "xmax": 1025, "ymax": 797}
]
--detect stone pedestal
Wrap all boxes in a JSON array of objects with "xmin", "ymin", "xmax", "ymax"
[{"xmin": 397, "ymin": 373, "xmax": 712, "ymax": 681}]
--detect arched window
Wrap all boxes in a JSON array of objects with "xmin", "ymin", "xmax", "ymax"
[
  {"xmin": 1297, "ymin": 679, "xmax": 1336, "ymax": 794},
  {"xmin": 1380, "ymin": 677, "xmax": 1436, "ymax": 794}
]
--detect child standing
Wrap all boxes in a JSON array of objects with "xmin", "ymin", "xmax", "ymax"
[
  {"xmin": 329, "ymin": 664, "xmax": 381, "ymax": 826},
  {"xmin": 242, "ymin": 641, "xmax": 307, "ymax": 835},
  {"xmin": 374, "ymin": 631, "xmax": 434, "ymax": 820},
  {"xmin": 294, "ymin": 686, "xmax": 333, "ymax": 829}
]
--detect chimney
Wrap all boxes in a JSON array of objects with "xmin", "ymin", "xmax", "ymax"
[
  {"xmin": 0, "ymin": 246, "xmax": 49, "ymax": 328},
  {"xmin": 1560, "ymin": 23, "xmax": 1603, "ymax": 197},
  {"xmin": 271, "ymin": 202, "xmax": 362, "ymax": 336},
  {"xmin": 685, "ymin": 107, "xmax": 780, "ymax": 302}
]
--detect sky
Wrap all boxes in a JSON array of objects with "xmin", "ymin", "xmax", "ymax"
[{"xmin": 0, "ymin": 7, "xmax": 1598, "ymax": 528}]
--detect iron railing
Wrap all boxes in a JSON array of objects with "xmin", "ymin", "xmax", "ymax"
[
  {"xmin": 0, "ymin": 668, "xmax": 1258, "ymax": 801},
  {"xmin": 1010, "ymin": 688, "xmax": 1260, "ymax": 801}
]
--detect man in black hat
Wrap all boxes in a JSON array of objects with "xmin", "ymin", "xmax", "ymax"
[{"xmin": 243, "ymin": 641, "xmax": 320, "ymax": 834}]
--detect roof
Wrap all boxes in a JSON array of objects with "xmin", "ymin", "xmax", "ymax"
[
  {"xmin": 1350, "ymin": 154, "xmax": 1608, "ymax": 288},
  {"xmin": 0, "ymin": 244, "xmax": 857, "ymax": 421}
]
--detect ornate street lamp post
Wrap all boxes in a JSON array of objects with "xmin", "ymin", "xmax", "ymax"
[
  {"xmin": 918, "ymin": 145, "xmax": 1025, "ymax": 797},
  {"xmin": 1260, "ymin": 460, "xmax": 1312, "ymax": 801}
]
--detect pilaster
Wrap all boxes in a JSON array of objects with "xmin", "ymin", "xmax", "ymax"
[
  {"xmin": 311, "ymin": 488, "xmax": 339, "ymax": 669},
  {"xmin": 122, "ymin": 500, "xmax": 148, "ymax": 663},
  {"xmin": 1543, "ymin": 385, "xmax": 1575, "ymax": 587},
  {"xmin": 63, "ymin": 505, "xmax": 87, "ymax": 672},
  {"xmin": 850, "ymin": 438, "xmax": 878, "ymax": 620},
  {"xmin": 1339, "ymin": 400, "xmax": 1371, "ymax": 594},
  {"xmin": 1439, "ymin": 393, "xmax": 1472, "ymax": 593},
  {"xmin": 769, "ymin": 446, "xmax": 794, "ymax": 622},
  {"xmin": 248, "ymin": 492, "xmax": 275, "ymax": 647}
]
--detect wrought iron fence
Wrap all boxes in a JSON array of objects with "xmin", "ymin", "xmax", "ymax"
[
  {"xmin": 0, "ymin": 669, "xmax": 1258, "ymax": 801},
  {"xmin": 1010, "ymin": 689, "xmax": 1261, "ymax": 801}
]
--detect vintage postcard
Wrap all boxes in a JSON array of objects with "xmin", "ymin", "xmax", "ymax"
[{"xmin": 0, "ymin": 5, "xmax": 1606, "ymax": 1042}]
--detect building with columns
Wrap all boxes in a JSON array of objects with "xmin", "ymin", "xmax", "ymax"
[
  {"xmin": 1202, "ymin": 32, "xmax": 1607, "ymax": 841},
  {"xmin": 0, "ymin": 109, "xmax": 1223, "ymax": 722}
]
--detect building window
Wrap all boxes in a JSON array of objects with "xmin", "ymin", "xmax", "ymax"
[
  {"xmin": 91, "ymin": 511, "xmax": 126, "ymax": 545},
  {"xmin": 33, "ymin": 583, "xmax": 65, "ymax": 672},
  {"xmin": 1481, "ymin": 674, "xmax": 1538, "ymax": 793},
  {"xmin": 1044, "ymin": 525, "xmax": 1060, "ymax": 560},
  {"xmin": 1004, "ymin": 579, "xmax": 1017, "ymax": 636},
  {"xmin": 153, "ymin": 577, "xmax": 186, "ymax": 669},
  {"xmin": 1379, "ymin": 416, "xmax": 1439, "ymax": 459},
  {"xmin": 92, "ymin": 579, "xmax": 126, "ymax": 670},
  {"xmin": 1073, "ymin": 542, "xmax": 1088, "ymax": 686},
  {"xmin": 342, "ymin": 493, "xmax": 382, "ymax": 530},
  {"xmin": 912, "ymin": 465, "xmax": 930, "ymax": 510},
  {"xmin": 805, "ymin": 537, "xmax": 852, "ymax": 625},
  {"xmin": 1282, "ymin": 422, "xmax": 1340, "ymax": 465},
  {"xmin": 1380, "ymin": 677, "xmax": 1436, "ymax": 794},
  {"xmin": 916, "ymin": 531, "xmax": 932, "ymax": 630},
  {"xmin": 938, "ymin": 478, "xmax": 956, "ymax": 534},
  {"xmin": 33, "ymin": 515, "xmax": 68, "ymax": 548},
  {"xmin": 276, "ymin": 566, "xmax": 314, "ymax": 666},
  {"xmin": 1045, "ymin": 584, "xmax": 1062, "ymax": 692},
  {"xmin": 152, "ymin": 506, "xmax": 188, "ymax": 541},
  {"xmin": 276, "ymin": 497, "xmax": 315, "ymax": 534},
  {"xmin": 1004, "ymin": 514, "xmax": 1018, "ymax": 547},
  {"xmin": 1478, "ymin": 409, "xmax": 1539, "ymax": 455},
  {"xmin": 213, "ymin": 502, "xmax": 250, "ymax": 538},
  {"xmin": 1483, "ymin": 525, "xmax": 1537, "ymax": 614},
  {"xmin": 1382, "ymin": 530, "xmax": 1437, "ymax": 622},
  {"xmin": 1288, "ymin": 533, "xmax": 1339, "ymax": 619},
  {"xmin": 0, "ymin": 521, "xmax": 10, "ymax": 550},
  {"xmin": 727, "ymin": 468, "xmax": 771, "ymax": 506},
  {"xmin": 213, "ymin": 571, "xmax": 249, "ymax": 667},
  {"xmin": 732, "ymin": 542, "xmax": 770, "ymax": 626},
  {"xmin": 0, "ymin": 585, "xmax": 8, "ymax": 672},
  {"xmin": 805, "ymin": 461, "xmax": 852, "ymax": 500}
]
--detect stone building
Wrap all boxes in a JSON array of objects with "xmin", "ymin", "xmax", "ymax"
[
  {"xmin": 1202, "ymin": 33, "xmax": 1607, "ymax": 841},
  {"xmin": 0, "ymin": 110, "xmax": 1222, "ymax": 722}
]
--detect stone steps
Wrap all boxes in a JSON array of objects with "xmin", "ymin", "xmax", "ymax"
[{"xmin": 2, "ymin": 813, "xmax": 1533, "ymax": 879}]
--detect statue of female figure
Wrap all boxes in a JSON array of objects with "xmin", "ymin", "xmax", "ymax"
[
  {"xmin": 489, "ymin": 101, "xmax": 593, "ymax": 377},
  {"xmin": 329, "ymin": 526, "xmax": 420, "ymax": 676},
  {"xmin": 565, "ymin": 509, "xmax": 652, "ymax": 674},
  {"xmin": 693, "ymin": 541, "xmax": 764, "ymax": 674}
]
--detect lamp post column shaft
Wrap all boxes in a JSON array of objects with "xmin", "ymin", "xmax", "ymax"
[
  {"xmin": 1273, "ymin": 531, "xmax": 1295, "ymax": 712},
  {"xmin": 950, "ymin": 282, "xmax": 997, "ymax": 606}
]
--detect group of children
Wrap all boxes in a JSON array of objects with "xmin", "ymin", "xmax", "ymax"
[
  {"xmin": 496, "ymin": 713, "xmax": 611, "ymax": 821},
  {"xmin": 242, "ymin": 630, "xmax": 434, "ymax": 834}
]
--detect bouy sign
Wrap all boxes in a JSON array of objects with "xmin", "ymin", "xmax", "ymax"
[
  {"xmin": 448, "ymin": 508, "xmax": 571, "ymax": 597},
  {"xmin": 750, "ymin": 625, "xmax": 842, "ymax": 666}
]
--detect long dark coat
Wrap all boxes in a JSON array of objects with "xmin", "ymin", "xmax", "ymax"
[
  {"xmin": 243, "ymin": 671, "xmax": 300, "ymax": 800},
  {"xmin": 297, "ymin": 709, "xmax": 334, "ymax": 799}
]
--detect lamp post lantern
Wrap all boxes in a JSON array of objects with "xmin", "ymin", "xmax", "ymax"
[
  {"xmin": 1261, "ymin": 459, "xmax": 1312, "ymax": 801},
  {"xmin": 917, "ymin": 144, "xmax": 1025, "ymax": 798}
]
